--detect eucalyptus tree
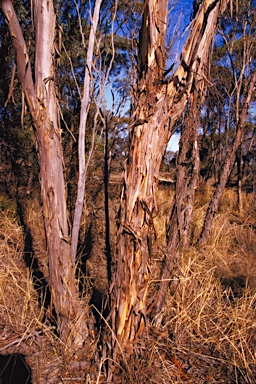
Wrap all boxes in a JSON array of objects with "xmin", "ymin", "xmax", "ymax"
[
  {"xmin": 0, "ymin": 0, "xmax": 103, "ymax": 350},
  {"xmin": 0, "ymin": 0, "xmax": 145, "ymax": 360},
  {"xmin": 110, "ymin": 0, "xmax": 232, "ymax": 354}
]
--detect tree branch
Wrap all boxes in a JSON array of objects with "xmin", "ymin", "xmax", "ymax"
[
  {"xmin": 71, "ymin": 0, "xmax": 103, "ymax": 264},
  {"xmin": 1, "ymin": 0, "xmax": 38, "ymax": 118}
]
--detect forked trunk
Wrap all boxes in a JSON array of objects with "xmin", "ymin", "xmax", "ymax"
[{"xmin": 111, "ymin": 0, "xmax": 230, "ymax": 352}]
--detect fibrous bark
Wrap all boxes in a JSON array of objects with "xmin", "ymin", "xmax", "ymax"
[{"xmin": 110, "ymin": 0, "xmax": 231, "ymax": 353}]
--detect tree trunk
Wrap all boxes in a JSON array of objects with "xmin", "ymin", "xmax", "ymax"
[
  {"xmin": 104, "ymin": 118, "xmax": 112, "ymax": 284},
  {"xmin": 199, "ymin": 131, "xmax": 242, "ymax": 244},
  {"xmin": 173, "ymin": 94, "xmax": 201, "ymax": 250},
  {"xmin": 236, "ymin": 147, "xmax": 243, "ymax": 212},
  {"xmin": 110, "ymin": 0, "xmax": 230, "ymax": 353},
  {"xmin": 71, "ymin": 0, "xmax": 102, "ymax": 264},
  {"xmin": 1, "ymin": 0, "xmax": 88, "ymax": 349}
]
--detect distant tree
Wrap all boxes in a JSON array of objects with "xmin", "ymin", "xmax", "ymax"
[
  {"xmin": 154, "ymin": 89, "xmax": 203, "ymax": 326},
  {"xmin": 199, "ymin": 0, "xmax": 256, "ymax": 244},
  {"xmin": 236, "ymin": 120, "xmax": 256, "ymax": 210}
]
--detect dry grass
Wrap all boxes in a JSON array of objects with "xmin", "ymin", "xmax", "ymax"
[
  {"xmin": 0, "ymin": 204, "xmax": 93, "ymax": 383},
  {"xmin": 0, "ymin": 208, "xmax": 54, "ymax": 381},
  {"xmin": 157, "ymin": 249, "xmax": 256, "ymax": 383},
  {"xmin": 0, "ymin": 186, "xmax": 256, "ymax": 383},
  {"xmin": 144, "ymin": 188, "xmax": 256, "ymax": 383},
  {"xmin": 0, "ymin": 209, "xmax": 38, "ymax": 331}
]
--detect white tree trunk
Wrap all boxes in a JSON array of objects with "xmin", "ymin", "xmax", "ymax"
[
  {"xmin": 71, "ymin": 0, "xmax": 103, "ymax": 263},
  {"xmin": 1, "ymin": 0, "xmax": 89, "ymax": 350}
]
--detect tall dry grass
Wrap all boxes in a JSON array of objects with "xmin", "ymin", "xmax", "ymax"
[
  {"xmin": 0, "ymin": 198, "xmax": 87, "ymax": 383},
  {"xmin": 143, "ymin": 187, "xmax": 256, "ymax": 383},
  {"xmin": 0, "ymin": 186, "xmax": 255, "ymax": 383}
]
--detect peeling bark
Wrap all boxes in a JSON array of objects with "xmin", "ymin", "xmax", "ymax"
[{"xmin": 110, "ymin": 0, "xmax": 230, "ymax": 353}]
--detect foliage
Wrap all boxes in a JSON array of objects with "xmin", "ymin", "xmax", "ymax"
[{"xmin": 198, "ymin": 0, "xmax": 256, "ymax": 182}]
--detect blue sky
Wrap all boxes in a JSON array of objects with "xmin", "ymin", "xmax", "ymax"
[{"xmin": 168, "ymin": 133, "xmax": 180, "ymax": 152}]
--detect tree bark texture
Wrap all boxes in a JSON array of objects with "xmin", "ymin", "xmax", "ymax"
[
  {"xmin": 111, "ymin": 0, "xmax": 230, "ymax": 352},
  {"xmin": 1, "ymin": 0, "xmax": 88, "ymax": 348}
]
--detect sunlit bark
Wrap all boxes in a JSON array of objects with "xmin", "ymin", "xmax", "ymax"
[{"xmin": 111, "ymin": 0, "xmax": 230, "ymax": 352}]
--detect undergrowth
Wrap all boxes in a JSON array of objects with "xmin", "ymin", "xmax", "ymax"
[{"xmin": 0, "ymin": 186, "xmax": 255, "ymax": 383}]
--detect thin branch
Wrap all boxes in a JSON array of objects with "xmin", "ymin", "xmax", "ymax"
[
  {"xmin": 74, "ymin": 0, "xmax": 86, "ymax": 48},
  {"xmin": 71, "ymin": 0, "xmax": 103, "ymax": 264},
  {"xmin": 62, "ymin": 41, "xmax": 82, "ymax": 100},
  {"xmin": 1, "ymin": 0, "xmax": 38, "ymax": 119},
  {"xmin": 58, "ymin": 101, "xmax": 76, "ymax": 142},
  {"xmin": 4, "ymin": 63, "xmax": 17, "ymax": 107}
]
